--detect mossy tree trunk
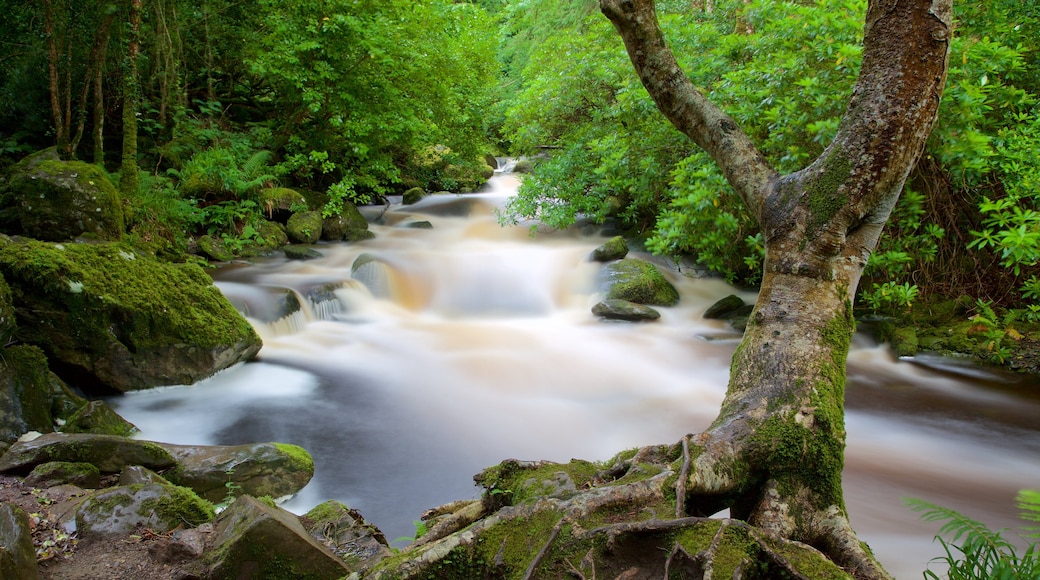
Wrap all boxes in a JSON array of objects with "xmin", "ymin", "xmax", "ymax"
[
  {"xmin": 119, "ymin": 0, "xmax": 142, "ymax": 197},
  {"xmin": 597, "ymin": 0, "xmax": 952, "ymax": 577}
]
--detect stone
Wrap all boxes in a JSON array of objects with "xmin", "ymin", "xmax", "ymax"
[
  {"xmin": 0, "ymin": 432, "xmax": 176, "ymax": 474},
  {"xmin": 592, "ymin": 299, "xmax": 661, "ymax": 322},
  {"xmin": 302, "ymin": 500, "xmax": 392, "ymax": 565},
  {"xmin": 703, "ymin": 294, "xmax": 746, "ymax": 319},
  {"xmin": 286, "ymin": 211, "xmax": 323, "ymax": 244},
  {"xmin": 351, "ymin": 254, "xmax": 398, "ymax": 299},
  {"xmin": 0, "ymin": 273, "xmax": 13, "ymax": 346},
  {"xmin": 402, "ymin": 187, "xmax": 426, "ymax": 205},
  {"xmin": 118, "ymin": 465, "xmax": 172, "ymax": 486},
  {"xmin": 159, "ymin": 441, "xmax": 314, "ymax": 503},
  {"xmin": 75, "ymin": 483, "xmax": 214, "ymax": 538},
  {"xmin": 0, "ymin": 345, "xmax": 87, "ymax": 445},
  {"xmin": 24, "ymin": 461, "xmax": 101, "ymax": 488},
  {"xmin": 512, "ymin": 159, "xmax": 534, "ymax": 174},
  {"xmin": 590, "ymin": 235, "xmax": 629, "ymax": 262},
  {"xmin": 600, "ymin": 259, "xmax": 680, "ymax": 307},
  {"xmin": 200, "ymin": 496, "xmax": 352, "ymax": 579},
  {"xmin": 403, "ymin": 220, "xmax": 433, "ymax": 229},
  {"xmin": 255, "ymin": 220, "xmax": 289, "ymax": 250},
  {"xmin": 0, "ymin": 150, "xmax": 124, "ymax": 242},
  {"xmin": 284, "ymin": 245, "xmax": 323, "ymax": 260},
  {"xmin": 196, "ymin": 234, "xmax": 235, "ymax": 262},
  {"xmin": 60, "ymin": 400, "xmax": 138, "ymax": 437},
  {"xmin": 259, "ymin": 187, "xmax": 308, "ymax": 222},
  {"xmin": 0, "ymin": 503, "xmax": 38, "ymax": 580},
  {"xmin": 0, "ymin": 240, "xmax": 261, "ymax": 393}
]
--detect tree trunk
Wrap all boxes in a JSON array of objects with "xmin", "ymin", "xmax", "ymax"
[
  {"xmin": 72, "ymin": 14, "xmax": 116, "ymax": 157},
  {"xmin": 43, "ymin": 0, "xmax": 71, "ymax": 159},
  {"xmin": 598, "ymin": 0, "xmax": 952, "ymax": 577},
  {"xmin": 120, "ymin": 0, "xmax": 143, "ymax": 197}
]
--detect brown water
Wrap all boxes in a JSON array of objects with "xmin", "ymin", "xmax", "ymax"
[{"xmin": 111, "ymin": 172, "xmax": 1040, "ymax": 579}]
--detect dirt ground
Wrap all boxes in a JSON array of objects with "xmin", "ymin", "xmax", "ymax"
[{"xmin": 0, "ymin": 475, "xmax": 197, "ymax": 579}]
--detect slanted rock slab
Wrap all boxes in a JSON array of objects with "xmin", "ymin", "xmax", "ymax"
[
  {"xmin": 200, "ymin": 495, "xmax": 352, "ymax": 579},
  {"xmin": 159, "ymin": 441, "xmax": 314, "ymax": 503},
  {"xmin": 592, "ymin": 299, "xmax": 661, "ymax": 322},
  {"xmin": 590, "ymin": 235, "xmax": 629, "ymax": 262},
  {"xmin": 302, "ymin": 500, "xmax": 392, "ymax": 566}
]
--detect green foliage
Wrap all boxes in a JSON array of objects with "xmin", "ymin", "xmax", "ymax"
[
  {"xmin": 249, "ymin": 0, "xmax": 497, "ymax": 194},
  {"xmin": 907, "ymin": 492, "xmax": 1040, "ymax": 580}
]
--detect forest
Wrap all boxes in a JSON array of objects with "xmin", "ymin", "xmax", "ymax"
[{"xmin": 1, "ymin": 0, "xmax": 1039, "ymax": 577}]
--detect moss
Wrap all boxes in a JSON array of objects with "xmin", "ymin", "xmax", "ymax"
[
  {"xmin": 806, "ymin": 150, "xmax": 852, "ymax": 236},
  {"xmin": 0, "ymin": 240, "xmax": 257, "ymax": 353},
  {"xmin": 273, "ymin": 442, "xmax": 314, "ymax": 474},
  {"xmin": 141, "ymin": 484, "xmax": 215, "ymax": 528},
  {"xmin": 603, "ymin": 259, "xmax": 680, "ymax": 307}
]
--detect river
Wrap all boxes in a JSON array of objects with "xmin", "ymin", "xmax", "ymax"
[{"xmin": 110, "ymin": 170, "xmax": 1040, "ymax": 579}]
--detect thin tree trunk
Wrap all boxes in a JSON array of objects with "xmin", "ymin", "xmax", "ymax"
[
  {"xmin": 43, "ymin": 0, "xmax": 70, "ymax": 158},
  {"xmin": 120, "ymin": 0, "xmax": 143, "ymax": 197},
  {"xmin": 599, "ymin": 0, "xmax": 952, "ymax": 577},
  {"xmin": 73, "ymin": 14, "xmax": 116, "ymax": 156}
]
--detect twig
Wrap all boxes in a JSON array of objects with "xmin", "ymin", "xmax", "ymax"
[{"xmin": 523, "ymin": 517, "xmax": 564, "ymax": 580}]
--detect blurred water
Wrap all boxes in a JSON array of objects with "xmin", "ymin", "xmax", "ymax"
[{"xmin": 111, "ymin": 173, "xmax": 1040, "ymax": 579}]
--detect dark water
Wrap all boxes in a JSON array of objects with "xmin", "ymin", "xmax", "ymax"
[{"xmin": 111, "ymin": 173, "xmax": 1040, "ymax": 579}]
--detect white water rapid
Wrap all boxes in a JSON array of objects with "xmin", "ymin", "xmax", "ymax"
[{"xmin": 110, "ymin": 171, "xmax": 1040, "ymax": 579}]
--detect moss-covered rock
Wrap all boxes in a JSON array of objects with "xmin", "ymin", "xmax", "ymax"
[
  {"xmin": 600, "ymin": 258, "xmax": 680, "ymax": 307},
  {"xmin": 197, "ymin": 234, "xmax": 236, "ymax": 262},
  {"xmin": 402, "ymin": 187, "xmax": 426, "ymax": 205},
  {"xmin": 286, "ymin": 211, "xmax": 323, "ymax": 244},
  {"xmin": 0, "ymin": 240, "xmax": 261, "ymax": 392},
  {"xmin": 284, "ymin": 245, "xmax": 323, "ymax": 260},
  {"xmin": 75, "ymin": 483, "xmax": 214, "ymax": 539},
  {"xmin": 0, "ymin": 503, "xmax": 39, "ymax": 580},
  {"xmin": 0, "ymin": 345, "xmax": 87, "ymax": 444},
  {"xmin": 159, "ymin": 441, "xmax": 314, "ymax": 503},
  {"xmin": 60, "ymin": 400, "xmax": 137, "ymax": 437},
  {"xmin": 301, "ymin": 500, "xmax": 391, "ymax": 565},
  {"xmin": 255, "ymin": 220, "xmax": 289, "ymax": 251},
  {"xmin": 1, "ymin": 150, "xmax": 124, "ymax": 242},
  {"xmin": 0, "ymin": 432, "xmax": 176, "ymax": 474},
  {"xmin": 24, "ymin": 460, "xmax": 101, "ymax": 488},
  {"xmin": 322, "ymin": 201, "xmax": 371, "ymax": 241},
  {"xmin": 260, "ymin": 187, "xmax": 308, "ymax": 222},
  {"xmin": 591, "ymin": 299, "xmax": 661, "ymax": 322},
  {"xmin": 512, "ymin": 159, "xmax": 534, "ymax": 174},
  {"xmin": 590, "ymin": 235, "xmax": 629, "ymax": 262},
  {"xmin": 199, "ymin": 495, "xmax": 351, "ymax": 579}
]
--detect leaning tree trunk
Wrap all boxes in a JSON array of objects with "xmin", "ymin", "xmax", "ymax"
[{"xmin": 598, "ymin": 0, "xmax": 952, "ymax": 577}]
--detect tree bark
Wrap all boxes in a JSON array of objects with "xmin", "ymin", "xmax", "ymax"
[
  {"xmin": 43, "ymin": 0, "xmax": 71, "ymax": 159},
  {"xmin": 120, "ymin": 0, "xmax": 143, "ymax": 197},
  {"xmin": 599, "ymin": 0, "xmax": 951, "ymax": 577}
]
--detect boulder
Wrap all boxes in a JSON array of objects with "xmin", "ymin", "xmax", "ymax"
[
  {"xmin": 0, "ymin": 150, "xmax": 124, "ymax": 241},
  {"xmin": 0, "ymin": 432, "xmax": 176, "ymax": 474},
  {"xmin": 159, "ymin": 441, "xmax": 314, "ymax": 503},
  {"xmin": 284, "ymin": 245, "xmax": 323, "ymax": 260},
  {"xmin": 592, "ymin": 299, "xmax": 661, "ymax": 322},
  {"xmin": 200, "ymin": 496, "xmax": 352, "ymax": 579},
  {"xmin": 60, "ymin": 400, "xmax": 137, "ymax": 437},
  {"xmin": 590, "ymin": 235, "xmax": 629, "ymax": 262},
  {"xmin": 259, "ymin": 187, "xmax": 308, "ymax": 222},
  {"xmin": 302, "ymin": 500, "xmax": 392, "ymax": 565},
  {"xmin": 0, "ymin": 503, "xmax": 38, "ymax": 580},
  {"xmin": 24, "ymin": 461, "xmax": 101, "ymax": 488},
  {"xmin": 0, "ymin": 240, "xmax": 261, "ymax": 392},
  {"xmin": 322, "ymin": 200, "xmax": 370, "ymax": 241},
  {"xmin": 118, "ymin": 465, "xmax": 173, "ymax": 487},
  {"xmin": 196, "ymin": 234, "xmax": 235, "ymax": 262},
  {"xmin": 0, "ymin": 345, "xmax": 87, "ymax": 445},
  {"xmin": 402, "ymin": 187, "xmax": 426, "ymax": 205},
  {"xmin": 703, "ymin": 294, "xmax": 745, "ymax": 319},
  {"xmin": 75, "ymin": 483, "xmax": 214, "ymax": 539},
  {"xmin": 255, "ymin": 220, "xmax": 289, "ymax": 250},
  {"xmin": 286, "ymin": 211, "xmax": 323, "ymax": 244},
  {"xmin": 600, "ymin": 259, "xmax": 680, "ymax": 307},
  {"xmin": 403, "ymin": 220, "xmax": 433, "ymax": 229},
  {"xmin": 512, "ymin": 159, "xmax": 534, "ymax": 174}
]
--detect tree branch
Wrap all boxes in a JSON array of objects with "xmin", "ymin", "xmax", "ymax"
[{"xmin": 598, "ymin": 0, "xmax": 777, "ymax": 216}]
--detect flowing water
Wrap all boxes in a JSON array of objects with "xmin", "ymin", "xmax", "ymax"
[{"xmin": 111, "ymin": 171, "xmax": 1040, "ymax": 579}]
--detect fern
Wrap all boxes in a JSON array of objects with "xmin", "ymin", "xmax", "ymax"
[
  {"xmin": 1020, "ymin": 490, "xmax": 1040, "ymax": 539},
  {"xmin": 907, "ymin": 494, "xmax": 1040, "ymax": 579}
]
